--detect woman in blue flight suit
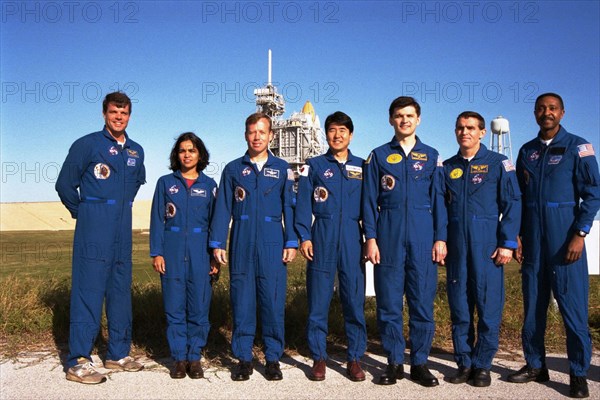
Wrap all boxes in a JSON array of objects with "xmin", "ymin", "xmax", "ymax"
[{"xmin": 150, "ymin": 132, "xmax": 218, "ymax": 379}]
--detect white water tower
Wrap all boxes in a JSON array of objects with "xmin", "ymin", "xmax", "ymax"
[{"xmin": 490, "ymin": 116, "xmax": 513, "ymax": 161}]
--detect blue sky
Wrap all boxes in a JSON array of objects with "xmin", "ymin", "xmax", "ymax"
[{"xmin": 1, "ymin": 0, "xmax": 599, "ymax": 205}]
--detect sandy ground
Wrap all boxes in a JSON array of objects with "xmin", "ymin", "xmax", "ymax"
[
  {"xmin": 0, "ymin": 201, "xmax": 152, "ymax": 231},
  {"xmin": 1, "ymin": 351, "xmax": 598, "ymax": 399}
]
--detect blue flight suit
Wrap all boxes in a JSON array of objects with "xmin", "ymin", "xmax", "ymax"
[
  {"xmin": 56, "ymin": 127, "xmax": 146, "ymax": 368},
  {"xmin": 295, "ymin": 150, "xmax": 367, "ymax": 362},
  {"xmin": 443, "ymin": 145, "xmax": 521, "ymax": 370},
  {"xmin": 209, "ymin": 152, "xmax": 298, "ymax": 363},
  {"xmin": 150, "ymin": 171, "xmax": 217, "ymax": 362},
  {"xmin": 516, "ymin": 126, "xmax": 600, "ymax": 377},
  {"xmin": 362, "ymin": 136, "xmax": 447, "ymax": 366}
]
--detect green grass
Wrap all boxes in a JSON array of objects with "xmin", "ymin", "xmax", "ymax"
[{"xmin": 1, "ymin": 230, "xmax": 598, "ymax": 361}]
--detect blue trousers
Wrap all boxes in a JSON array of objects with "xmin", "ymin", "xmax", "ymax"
[
  {"xmin": 306, "ymin": 256, "xmax": 366, "ymax": 362},
  {"xmin": 521, "ymin": 252, "xmax": 591, "ymax": 376},
  {"xmin": 446, "ymin": 242, "xmax": 504, "ymax": 370},
  {"xmin": 67, "ymin": 203, "xmax": 133, "ymax": 368},
  {"xmin": 161, "ymin": 257, "xmax": 212, "ymax": 362},
  {"xmin": 229, "ymin": 248, "xmax": 287, "ymax": 362},
  {"xmin": 374, "ymin": 241, "xmax": 437, "ymax": 366}
]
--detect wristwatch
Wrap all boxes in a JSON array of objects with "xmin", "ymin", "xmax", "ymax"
[{"xmin": 576, "ymin": 230, "xmax": 587, "ymax": 238}]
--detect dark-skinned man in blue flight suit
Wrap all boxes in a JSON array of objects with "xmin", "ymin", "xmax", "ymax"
[
  {"xmin": 56, "ymin": 92, "xmax": 146, "ymax": 384},
  {"xmin": 295, "ymin": 111, "xmax": 367, "ymax": 382},
  {"xmin": 209, "ymin": 113, "xmax": 298, "ymax": 382},
  {"xmin": 363, "ymin": 96, "xmax": 447, "ymax": 387},
  {"xmin": 509, "ymin": 93, "xmax": 600, "ymax": 399},
  {"xmin": 443, "ymin": 111, "xmax": 521, "ymax": 387}
]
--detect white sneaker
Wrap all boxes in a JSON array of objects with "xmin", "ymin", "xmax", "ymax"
[
  {"xmin": 66, "ymin": 358, "xmax": 106, "ymax": 384},
  {"xmin": 105, "ymin": 356, "xmax": 144, "ymax": 372}
]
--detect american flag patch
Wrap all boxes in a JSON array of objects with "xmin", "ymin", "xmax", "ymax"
[
  {"xmin": 437, "ymin": 155, "xmax": 443, "ymax": 167},
  {"xmin": 577, "ymin": 143, "xmax": 595, "ymax": 157},
  {"xmin": 502, "ymin": 159, "xmax": 516, "ymax": 172}
]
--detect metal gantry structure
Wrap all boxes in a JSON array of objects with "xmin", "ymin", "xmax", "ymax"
[{"xmin": 254, "ymin": 50, "xmax": 326, "ymax": 176}]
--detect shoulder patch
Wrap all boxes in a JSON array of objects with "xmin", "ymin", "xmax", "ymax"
[
  {"xmin": 578, "ymin": 143, "xmax": 595, "ymax": 157},
  {"xmin": 502, "ymin": 159, "xmax": 516, "ymax": 172},
  {"xmin": 299, "ymin": 164, "xmax": 310, "ymax": 177}
]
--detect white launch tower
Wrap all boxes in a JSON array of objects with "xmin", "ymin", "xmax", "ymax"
[{"xmin": 254, "ymin": 50, "xmax": 326, "ymax": 175}]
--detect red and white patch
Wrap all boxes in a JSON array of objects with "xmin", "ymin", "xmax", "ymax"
[
  {"xmin": 299, "ymin": 164, "xmax": 310, "ymax": 177},
  {"xmin": 381, "ymin": 175, "xmax": 395, "ymax": 191},
  {"xmin": 93, "ymin": 163, "xmax": 111, "ymax": 179},
  {"xmin": 313, "ymin": 186, "xmax": 328, "ymax": 202},
  {"xmin": 235, "ymin": 186, "xmax": 246, "ymax": 202},
  {"xmin": 578, "ymin": 143, "xmax": 595, "ymax": 158},
  {"xmin": 502, "ymin": 159, "xmax": 515, "ymax": 172},
  {"xmin": 166, "ymin": 202, "xmax": 176, "ymax": 218}
]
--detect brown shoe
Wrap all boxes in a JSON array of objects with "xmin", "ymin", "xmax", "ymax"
[
  {"xmin": 170, "ymin": 361, "xmax": 187, "ymax": 379},
  {"xmin": 188, "ymin": 360, "xmax": 204, "ymax": 379},
  {"xmin": 309, "ymin": 360, "xmax": 326, "ymax": 381},
  {"xmin": 347, "ymin": 360, "xmax": 366, "ymax": 382}
]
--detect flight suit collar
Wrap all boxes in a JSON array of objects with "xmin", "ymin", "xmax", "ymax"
[
  {"xmin": 173, "ymin": 170, "xmax": 206, "ymax": 185},
  {"xmin": 536, "ymin": 125, "xmax": 567, "ymax": 147},
  {"xmin": 242, "ymin": 150, "xmax": 276, "ymax": 167},
  {"xmin": 102, "ymin": 126, "xmax": 130, "ymax": 148},
  {"xmin": 324, "ymin": 149, "xmax": 357, "ymax": 164},
  {"xmin": 457, "ymin": 143, "xmax": 489, "ymax": 162},
  {"xmin": 389, "ymin": 135, "xmax": 424, "ymax": 153}
]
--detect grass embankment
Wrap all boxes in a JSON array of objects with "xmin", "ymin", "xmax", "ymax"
[{"xmin": 1, "ymin": 230, "xmax": 598, "ymax": 361}]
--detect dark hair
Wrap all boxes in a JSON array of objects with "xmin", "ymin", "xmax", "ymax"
[
  {"xmin": 389, "ymin": 96, "xmax": 421, "ymax": 117},
  {"xmin": 325, "ymin": 111, "xmax": 354, "ymax": 133},
  {"xmin": 535, "ymin": 92, "xmax": 564, "ymax": 110},
  {"xmin": 169, "ymin": 132, "xmax": 210, "ymax": 172},
  {"xmin": 456, "ymin": 111, "xmax": 485, "ymax": 130},
  {"xmin": 245, "ymin": 112, "xmax": 272, "ymax": 132},
  {"xmin": 103, "ymin": 91, "xmax": 132, "ymax": 114}
]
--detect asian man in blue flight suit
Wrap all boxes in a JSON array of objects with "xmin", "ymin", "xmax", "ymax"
[
  {"xmin": 295, "ymin": 111, "xmax": 367, "ymax": 382},
  {"xmin": 209, "ymin": 112, "xmax": 298, "ymax": 382},
  {"xmin": 508, "ymin": 93, "xmax": 600, "ymax": 399},
  {"xmin": 56, "ymin": 92, "xmax": 146, "ymax": 384},
  {"xmin": 363, "ymin": 96, "xmax": 447, "ymax": 387},
  {"xmin": 443, "ymin": 111, "xmax": 521, "ymax": 387}
]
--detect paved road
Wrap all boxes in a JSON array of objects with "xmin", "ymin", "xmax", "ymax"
[{"xmin": 1, "ymin": 351, "xmax": 598, "ymax": 399}]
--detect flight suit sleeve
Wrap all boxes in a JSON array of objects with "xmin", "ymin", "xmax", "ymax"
[
  {"xmin": 55, "ymin": 138, "xmax": 90, "ymax": 219},
  {"xmin": 209, "ymin": 166, "xmax": 234, "ymax": 250},
  {"xmin": 294, "ymin": 164, "xmax": 313, "ymax": 243},
  {"xmin": 134, "ymin": 148, "xmax": 147, "ymax": 197},
  {"xmin": 208, "ymin": 179, "xmax": 217, "ymax": 226},
  {"xmin": 283, "ymin": 167, "xmax": 299, "ymax": 248},
  {"xmin": 574, "ymin": 144, "xmax": 600, "ymax": 233},
  {"xmin": 515, "ymin": 149, "xmax": 528, "ymax": 237},
  {"xmin": 362, "ymin": 152, "xmax": 379, "ymax": 240},
  {"xmin": 497, "ymin": 160, "xmax": 521, "ymax": 249},
  {"xmin": 149, "ymin": 178, "xmax": 166, "ymax": 257},
  {"xmin": 432, "ymin": 155, "xmax": 448, "ymax": 242}
]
